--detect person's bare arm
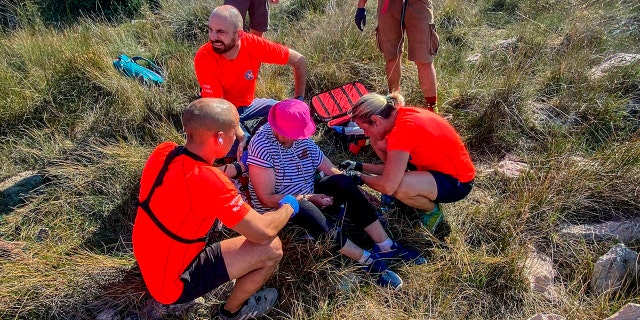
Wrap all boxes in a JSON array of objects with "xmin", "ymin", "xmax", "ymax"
[
  {"xmin": 361, "ymin": 150, "xmax": 409, "ymax": 195},
  {"xmin": 249, "ymin": 164, "xmax": 287, "ymax": 208},
  {"xmin": 287, "ymin": 49, "xmax": 307, "ymax": 98},
  {"xmin": 230, "ymin": 206, "xmax": 292, "ymax": 245},
  {"xmin": 317, "ymin": 156, "xmax": 342, "ymax": 176}
]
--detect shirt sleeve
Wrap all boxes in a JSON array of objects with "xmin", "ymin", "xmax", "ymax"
[
  {"xmin": 194, "ymin": 45, "xmax": 224, "ymax": 98},
  {"xmin": 253, "ymin": 36, "xmax": 290, "ymax": 65},
  {"xmin": 247, "ymin": 130, "xmax": 274, "ymax": 168}
]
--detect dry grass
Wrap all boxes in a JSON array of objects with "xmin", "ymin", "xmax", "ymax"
[{"xmin": 0, "ymin": 0, "xmax": 639, "ymax": 319}]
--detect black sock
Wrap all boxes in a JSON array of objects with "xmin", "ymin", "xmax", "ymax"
[{"xmin": 219, "ymin": 303, "xmax": 240, "ymax": 317}]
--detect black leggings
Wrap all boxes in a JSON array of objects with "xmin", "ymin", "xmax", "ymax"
[{"xmin": 289, "ymin": 174, "xmax": 380, "ymax": 251}]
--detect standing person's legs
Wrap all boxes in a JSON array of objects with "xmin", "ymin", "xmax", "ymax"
[
  {"xmin": 404, "ymin": 0, "xmax": 439, "ymax": 108},
  {"xmin": 416, "ymin": 61, "xmax": 437, "ymax": 100},
  {"xmin": 376, "ymin": 0, "xmax": 404, "ymax": 93},
  {"xmin": 219, "ymin": 236, "xmax": 283, "ymax": 312},
  {"xmin": 224, "ymin": 0, "xmax": 250, "ymax": 27},
  {"xmin": 248, "ymin": 0, "xmax": 270, "ymax": 36},
  {"xmin": 385, "ymin": 57, "xmax": 402, "ymax": 93}
]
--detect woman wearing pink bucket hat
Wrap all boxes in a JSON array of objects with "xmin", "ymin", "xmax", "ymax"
[{"xmin": 246, "ymin": 99, "xmax": 427, "ymax": 290}]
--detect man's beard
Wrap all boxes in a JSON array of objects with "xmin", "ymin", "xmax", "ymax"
[{"xmin": 211, "ymin": 37, "xmax": 236, "ymax": 54}]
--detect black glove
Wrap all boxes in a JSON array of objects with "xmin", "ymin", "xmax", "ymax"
[
  {"xmin": 354, "ymin": 8, "xmax": 366, "ymax": 31},
  {"xmin": 343, "ymin": 170, "xmax": 364, "ymax": 186},
  {"xmin": 339, "ymin": 160, "xmax": 363, "ymax": 172}
]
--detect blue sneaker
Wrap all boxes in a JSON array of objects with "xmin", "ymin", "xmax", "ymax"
[
  {"xmin": 363, "ymin": 253, "xmax": 404, "ymax": 290},
  {"xmin": 373, "ymin": 242, "xmax": 427, "ymax": 265}
]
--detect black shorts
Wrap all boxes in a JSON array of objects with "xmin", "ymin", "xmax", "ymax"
[
  {"xmin": 430, "ymin": 171, "xmax": 474, "ymax": 203},
  {"xmin": 174, "ymin": 242, "xmax": 230, "ymax": 304}
]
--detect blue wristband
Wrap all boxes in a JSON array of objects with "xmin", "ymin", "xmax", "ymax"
[{"xmin": 278, "ymin": 194, "xmax": 299, "ymax": 217}]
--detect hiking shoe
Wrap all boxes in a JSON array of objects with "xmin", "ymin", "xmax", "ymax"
[
  {"xmin": 377, "ymin": 269, "xmax": 403, "ymax": 290},
  {"xmin": 363, "ymin": 253, "xmax": 404, "ymax": 290},
  {"xmin": 218, "ymin": 287, "xmax": 278, "ymax": 320},
  {"xmin": 417, "ymin": 203, "xmax": 444, "ymax": 234},
  {"xmin": 373, "ymin": 242, "xmax": 427, "ymax": 265}
]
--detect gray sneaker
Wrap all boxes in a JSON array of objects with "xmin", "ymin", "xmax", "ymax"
[{"xmin": 218, "ymin": 288, "xmax": 278, "ymax": 320}]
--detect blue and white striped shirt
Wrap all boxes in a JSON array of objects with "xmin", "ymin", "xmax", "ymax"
[{"xmin": 247, "ymin": 124, "xmax": 324, "ymax": 213}]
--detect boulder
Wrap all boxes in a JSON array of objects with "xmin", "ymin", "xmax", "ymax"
[
  {"xmin": 589, "ymin": 53, "xmax": 640, "ymax": 79},
  {"xmin": 0, "ymin": 170, "xmax": 44, "ymax": 213},
  {"xmin": 605, "ymin": 303, "xmax": 640, "ymax": 320},
  {"xmin": 590, "ymin": 243, "xmax": 639, "ymax": 295},
  {"xmin": 559, "ymin": 219, "xmax": 640, "ymax": 243},
  {"xmin": 497, "ymin": 159, "xmax": 529, "ymax": 178},
  {"xmin": 523, "ymin": 248, "xmax": 562, "ymax": 302},
  {"xmin": 466, "ymin": 53, "xmax": 481, "ymax": 63}
]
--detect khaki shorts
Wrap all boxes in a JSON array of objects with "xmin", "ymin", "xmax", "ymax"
[{"xmin": 376, "ymin": 0, "xmax": 439, "ymax": 62}]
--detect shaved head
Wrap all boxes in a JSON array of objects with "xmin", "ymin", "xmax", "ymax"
[
  {"xmin": 209, "ymin": 5, "xmax": 243, "ymax": 30},
  {"xmin": 182, "ymin": 98, "xmax": 238, "ymax": 143}
]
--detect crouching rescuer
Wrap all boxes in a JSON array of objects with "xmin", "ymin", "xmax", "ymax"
[{"xmin": 132, "ymin": 98, "xmax": 299, "ymax": 319}]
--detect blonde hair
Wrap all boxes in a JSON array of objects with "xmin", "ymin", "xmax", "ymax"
[{"xmin": 351, "ymin": 92, "xmax": 405, "ymax": 124}]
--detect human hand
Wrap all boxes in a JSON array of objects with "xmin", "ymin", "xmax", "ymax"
[
  {"xmin": 239, "ymin": 150, "xmax": 248, "ymax": 173},
  {"xmin": 278, "ymin": 194, "xmax": 299, "ymax": 217},
  {"xmin": 236, "ymin": 137, "xmax": 247, "ymax": 161},
  {"xmin": 307, "ymin": 194, "xmax": 333, "ymax": 208},
  {"xmin": 339, "ymin": 160, "xmax": 363, "ymax": 172},
  {"xmin": 354, "ymin": 8, "xmax": 366, "ymax": 31},
  {"xmin": 343, "ymin": 170, "xmax": 364, "ymax": 186}
]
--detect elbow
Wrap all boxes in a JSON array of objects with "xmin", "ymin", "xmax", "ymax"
[
  {"xmin": 249, "ymin": 229, "xmax": 278, "ymax": 245},
  {"xmin": 379, "ymin": 184, "xmax": 397, "ymax": 196}
]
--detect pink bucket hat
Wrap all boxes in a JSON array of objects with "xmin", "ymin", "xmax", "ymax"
[{"xmin": 268, "ymin": 99, "xmax": 316, "ymax": 139}]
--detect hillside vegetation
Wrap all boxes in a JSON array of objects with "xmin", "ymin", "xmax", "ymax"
[{"xmin": 0, "ymin": 0, "xmax": 639, "ymax": 319}]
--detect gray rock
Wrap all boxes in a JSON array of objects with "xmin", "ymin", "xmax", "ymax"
[
  {"xmin": 590, "ymin": 243, "xmax": 639, "ymax": 295},
  {"xmin": 496, "ymin": 159, "xmax": 529, "ymax": 178},
  {"xmin": 466, "ymin": 53, "xmax": 481, "ymax": 63},
  {"xmin": 527, "ymin": 313, "xmax": 566, "ymax": 320},
  {"xmin": 605, "ymin": 303, "xmax": 640, "ymax": 320},
  {"xmin": 523, "ymin": 249, "xmax": 562, "ymax": 302},
  {"xmin": 589, "ymin": 53, "xmax": 640, "ymax": 79},
  {"xmin": 559, "ymin": 219, "xmax": 640, "ymax": 243},
  {"xmin": 0, "ymin": 171, "xmax": 44, "ymax": 213},
  {"xmin": 494, "ymin": 38, "xmax": 518, "ymax": 51}
]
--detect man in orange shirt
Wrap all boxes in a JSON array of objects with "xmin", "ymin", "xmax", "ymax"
[
  {"xmin": 341, "ymin": 92, "xmax": 475, "ymax": 235},
  {"xmin": 133, "ymin": 98, "xmax": 299, "ymax": 319},
  {"xmin": 194, "ymin": 5, "xmax": 307, "ymax": 161}
]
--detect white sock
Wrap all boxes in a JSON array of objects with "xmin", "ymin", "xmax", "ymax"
[
  {"xmin": 375, "ymin": 238, "xmax": 394, "ymax": 252},
  {"xmin": 358, "ymin": 250, "xmax": 372, "ymax": 264}
]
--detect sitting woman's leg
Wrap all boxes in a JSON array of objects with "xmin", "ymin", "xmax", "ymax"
[
  {"xmin": 316, "ymin": 174, "xmax": 427, "ymax": 265},
  {"xmin": 315, "ymin": 174, "xmax": 384, "ymax": 240}
]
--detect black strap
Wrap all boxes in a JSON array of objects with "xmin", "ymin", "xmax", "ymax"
[{"xmin": 137, "ymin": 146, "xmax": 208, "ymax": 244}]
